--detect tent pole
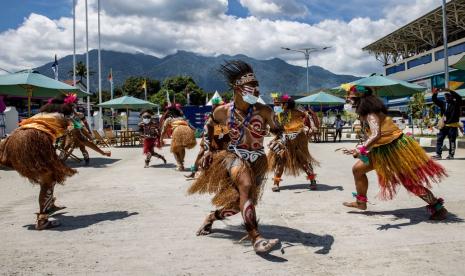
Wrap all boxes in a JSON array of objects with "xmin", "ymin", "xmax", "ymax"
[{"xmin": 27, "ymin": 86, "xmax": 32, "ymax": 117}]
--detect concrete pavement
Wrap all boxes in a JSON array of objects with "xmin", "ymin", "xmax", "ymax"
[{"xmin": 1, "ymin": 139, "xmax": 465, "ymax": 275}]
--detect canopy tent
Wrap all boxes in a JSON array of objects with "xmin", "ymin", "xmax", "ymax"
[
  {"xmin": 98, "ymin": 95, "xmax": 159, "ymax": 128},
  {"xmin": 341, "ymin": 75, "xmax": 426, "ymax": 98},
  {"xmin": 257, "ymin": 95, "xmax": 266, "ymax": 104},
  {"xmin": 0, "ymin": 70, "xmax": 85, "ymax": 115},
  {"xmin": 295, "ymin": 91, "xmax": 345, "ymax": 112},
  {"xmin": 451, "ymin": 55, "xmax": 465, "ymax": 71},
  {"xmin": 206, "ymin": 91, "xmax": 222, "ymax": 106}
]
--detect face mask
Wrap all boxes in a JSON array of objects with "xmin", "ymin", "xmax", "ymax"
[
  {"xmin": 344, "ymin": 103, "xmax": 354, "ymax": 113},
  {"xmin": 274, "ymin": 106, "xmax": 283, "ymax": 113},
  {"xmin": 143, "ymin": 118, "xmax": 150, "ymax": 124},
  {"xmin": 242, "ymin": 93, "xmax": 258, "ymax": 105}
]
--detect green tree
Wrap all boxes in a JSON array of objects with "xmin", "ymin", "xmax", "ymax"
[
  {"xmin": 121, "ymin": 76, "xmax": 161, "ymax": 99},
  {"xmin": 68, "ymin": 61, "xmax": 94, "ymax": 82},
  {"xmin": 408, "ymin": 92, "xmax": 426, "ymax": 135},
  {"xmin": 161, "ymin": 76, "xmax": 205, "ymax": 105}
]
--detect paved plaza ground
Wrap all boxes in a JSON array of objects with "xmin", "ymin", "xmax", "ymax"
[{"xmin": 1, "ymin": 138, "xmax": 465, "ymax": 275}]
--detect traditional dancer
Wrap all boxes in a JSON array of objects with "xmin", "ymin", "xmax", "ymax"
[
  {"xmin": 161, "ymin": 104, "xmax": 196, "ymax": 171},
  {"xmin": 59, "ymin": 110, "xmax": 111, "ymax": 165},
  {"xmin": 186, "ymin": 97, "xmax": 229, "ymax": 178},
  {"xmin": 0, "ymin": 94, "xmax": 77, "ymax": 230},
  {"xmin": 268, "ymin": 95, "xmax": 319, "ymax": 192},
  {"xmin": 188, "ymin": 60, "xmax": 284, "ymax": 253},
  {"xmin": 341, "ymin": 86, "xmax": 448, "ymax": 220},
  {"xmin": 138, "ymin": 109, "xmax": 166, "ymax": 168}
]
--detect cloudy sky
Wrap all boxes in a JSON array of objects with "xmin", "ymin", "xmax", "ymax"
[{"xmin": 0, "ymin": 0, "xmax": 442, "ymax": 76}]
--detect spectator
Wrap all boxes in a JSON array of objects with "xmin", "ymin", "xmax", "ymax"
[
  {"xmin": 333, "ymin": 114, "xmax": 346, "ymax": 142},
  {"xmin": 432, "ymin": 88, "xmax": 462, "ymax": 160}
]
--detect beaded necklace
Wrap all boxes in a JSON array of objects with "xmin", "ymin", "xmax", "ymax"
[{"xmin": 229, "ymin": 103, "xmax": 253, "ymax": 145}]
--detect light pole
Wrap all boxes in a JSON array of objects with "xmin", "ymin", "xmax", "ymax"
[
  {"xmin": 441, "ymin": 0, "xmax": 449, "ymax": 89},
  {"xmin": 281, "ymin": 46, "xmax": 331, "ymax": 93}
]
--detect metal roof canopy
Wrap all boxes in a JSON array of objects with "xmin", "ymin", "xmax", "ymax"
[{"xmin": 363, "ymin": 0, "xmax": 465, "ymax": 66}]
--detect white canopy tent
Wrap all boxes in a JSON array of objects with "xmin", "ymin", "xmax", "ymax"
[{"xmin": 206, "ymin": 91, "xmax": 222, "ymax": 106}]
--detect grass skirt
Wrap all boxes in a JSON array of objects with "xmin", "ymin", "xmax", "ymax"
[
  {"xmin": 188, "ymin": 150, "xmax": 268, "ymax": 210},
  {"xmin": 268, "ymin": 132, "xmax": 319, "ymax": 176},
  {"xmin": 0, "ymin": 129, "xmax": 76, "ymax": 185},
  {"xmin": 171, "ymin": 125, "xmax": 196, "ymax": 153},
  {"xmin": 370, "ymin": 134, "xmax": 447, "ymax": 200}
]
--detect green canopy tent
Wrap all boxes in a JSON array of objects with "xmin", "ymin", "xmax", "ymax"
[
  {"xmin": 451, "ymin": 55, "xmax": 465, "ymax": 71},
  {"xmin": 97, "ymin": 95, "xmax": 159, "ymax": 129},
  {"xmin": 295, "ymin": 91, "xmax": 345, "ymax": 111},
  {"xmin": 0, "ymin": 70, "xmax": 86, "ymax": 116},
  {"xmin": 342, "ymin": 75, "xmax": 426, "ymax": 98}
]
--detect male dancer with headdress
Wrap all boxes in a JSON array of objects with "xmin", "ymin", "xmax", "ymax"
[
  {"xmin": 188, "ymin": 60, "xmax": 285, "ymax": 254},
  {"xmin": 161, "ymin": 104, "xmax": 196, "ymax": 171},
  {"xmin": 186, "ymin": 97, "xmax": 229, "ymax": 178},
  {"xmin": 139, "ymin": 109, "xmax": 166, "ymax": 168},
  {"xmin": 59, "ymin": 108, "xmax": 111, "ymax": 165},
  {"xmin": 341, "ymin": 86, "xmax": 447, "ymax": 220},
  {"xmin": 268, "ymin": 95, "xmax": 319, "ymax": 192},
  {"xmin": 0, "ymin": 94, "xmax": 77, "ymax": 230}
]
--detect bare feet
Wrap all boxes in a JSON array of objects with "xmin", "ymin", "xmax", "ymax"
[
  {"xmin": 105, "ymin": 151, "xmax": 111, "ymax": 157},
  {"xmin": 430, "ymin": 207, "xmax": 448, "ymax": 220},
  {"xmin": 272, "ymin": 184, "xmax": 280, "ymax": 192},
  {"xmin": 309, "ymin": 180, "xmax": 317, "ymax": 191},
  {"xmin": 253, "ymin": 238, "xmax": 280, "ymax": 254},
  {"xmin": 196, "ymin": 220, "xmax": 213, "ymax": 236},
  {"xmin": 35, "ymin": 214, "xmax": 61, "ymax": 230},
  {"xmin": 342, "ymin": 201, "xmax": 367, "ymax": 210}
]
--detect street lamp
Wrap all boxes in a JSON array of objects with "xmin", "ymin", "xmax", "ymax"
[{"xmin": 281, "ymin": 46, "xmax": 331, "ymax": 93}]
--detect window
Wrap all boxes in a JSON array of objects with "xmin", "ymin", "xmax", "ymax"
[
  {"xmin": 407, "ymin": 54, "xmax": 432, "ymax": 69},
  {"xmin": 386, "ymin": 63, "xmax": 405, "ymax": 75},
  {"xmin": 435, "ymin": 42, "xmax": 465, "ymax": 60}
]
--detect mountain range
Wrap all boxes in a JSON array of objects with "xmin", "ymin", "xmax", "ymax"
[{"xmin": 35, "ymin": 49, "xmax": 358, "ymax": 102}]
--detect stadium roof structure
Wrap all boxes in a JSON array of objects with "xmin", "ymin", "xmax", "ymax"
[{"xmin": 363, "ymin": 0, "xmax": 465, "ymax": 65}]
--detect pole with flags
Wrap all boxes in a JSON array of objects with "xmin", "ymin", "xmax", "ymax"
[
  {"xmin": 51, "ymin": 54, "xmax": 59, "ymax": 80},
  {"xmin": 72, "ymin": 0, "xmax": 76, "ymax": 85},
  {"xmin": 97, "ymin": 0, "xmax": 103, "ymax": 130},
  {"xmin": 166, "ymin": 90, "xmax": 171, "ymax": 106},
  {"xmin": 108, "ymin": 68, "xmax": 115, "ymax": 129},
  {"xmin": 85, "ymin": 0, "xmax": 91, "ymax": 126}
]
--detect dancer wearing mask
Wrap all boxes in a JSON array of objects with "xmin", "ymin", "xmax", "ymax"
[
  {"xmin": 188, "ymin": 60, "xmax": 284, "ymax": 254},
  {"xmin": 0, "ymin": 94, "xmax": 78, "ymax": 230},
  {"xmin": 341, "ymin": 86, "xmax": 448, "ymax": 220},
  {"xmin": 139, "ymin": 109, "xmax": 166, "ymax": 168},
  {"xmin": 268, "ymin": 95, "xmax": 319, "ymax": 192}
]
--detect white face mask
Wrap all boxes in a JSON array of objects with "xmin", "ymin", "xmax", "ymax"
[
  {"xmin": 143, "ymin": 118, "xmax": 150, "ymax": 124},
  {"xmin": 344, "ymin": 103, "xmax": 354, "ymax": 113},
  {"xmin": 274, "ymin": 106, "xmax": 283, "ymax": 113},
  {"xmin": 240, "ymin": 85, "xmax": 259, "ymax": 105}
]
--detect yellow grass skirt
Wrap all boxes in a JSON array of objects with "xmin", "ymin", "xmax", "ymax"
[{"xmin": 171, "ymin": 125, "xmax": 196, "ymax": 153}]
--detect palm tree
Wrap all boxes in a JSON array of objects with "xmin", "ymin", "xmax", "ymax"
[{"xmin": 68, "ymin": 61, "xmax": 94, "ymax": 83}]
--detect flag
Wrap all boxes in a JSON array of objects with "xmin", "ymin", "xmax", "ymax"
[
  {"xmin": 107, "ymin": 68, "xmax": 113, "ymax": 84},
  {"xmin": 141, "ymin": 79, "xmax": 147, "ymax": 90},
  {"xmin": 51, "ymin": 54, "xmax": 58, "ymax": 80}
]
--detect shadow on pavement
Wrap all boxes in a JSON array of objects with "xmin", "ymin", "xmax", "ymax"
[
  {"xmin": 23, "ymin": 211, "xmax": 138, "ymax": 231},
  {"xmin": 150, "ymin": 163, "xmax": 177, "ymax": 169},
  {"xmin": 348, "ymin": 206, "xmax": 463, "ymax": 230},
  {"xmin": 209, "ymin": 224, "xmax": 334, "ymax": 261},
  {"xmin": 67, "ymin": 158, "xmax": 122, "ymax": 168},
  {"xmin": 279, "ymin": 183, "xmax": 343, "ymax": 192}
]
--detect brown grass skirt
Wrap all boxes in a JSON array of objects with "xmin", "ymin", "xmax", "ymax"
[
  {"xmin": 171, "ymin": 125, "xmax": 196, "ymax": 153},
  {"xmin": 0, "ymin": 129, "xmax": 76, "ymax": 185},
  {"xmin": 268, "ymin": 132, "xmax": 319, "ymax": 176},
  {"xmin": 188, "ymin": 150, "xmax": 268, "ymax": 210}
]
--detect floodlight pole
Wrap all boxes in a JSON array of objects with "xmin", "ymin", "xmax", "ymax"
[
  {"xmin": 442, "ymin": 0, "xmax": 449, "ymax": 88},
  {"xmin": 72, "ymin": 0, "xmax": 76, "ymax": 85},
  {"xmin": 281, "ymin": 46, "xmax": 331, "ymax": 93}
]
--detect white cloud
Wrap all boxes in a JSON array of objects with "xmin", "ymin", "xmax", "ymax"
[
  {"xmin": 0, "ymin": 0, "xmax": 445, "ymax": 76},
  {"xmin": 239, "ymin": 0, "xmax": 309, "ymax": 19}
]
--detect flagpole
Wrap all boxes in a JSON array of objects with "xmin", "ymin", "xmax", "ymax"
[
  {"xmin": 72, "ymin": 0, "xmax": 76, "ymax": 85},
  {"xmin": 85, "ymin": 0, "xmax": 91, "ymax": 127},
  {"xmin": 97, "ymin": 0, "xmax": 103, "ymax": 130},
  {"xmin": 442, "ymin": 0, "xmax": 449, "ymax": 89}
]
